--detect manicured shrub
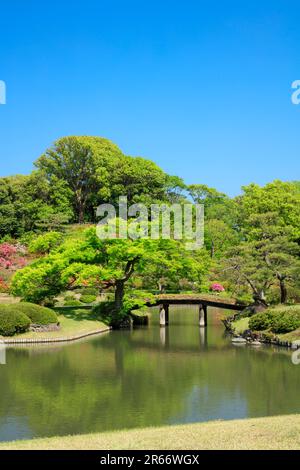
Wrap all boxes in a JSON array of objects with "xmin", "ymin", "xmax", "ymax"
[
  {"xmin": 63, "ymin": 299, "xmax": 83, "ymax": 307},
  {"xmin": 0, "ymin": 305, "xmax": 30, "ymax": 336},
  {"xmin": 249, "ymin": 306, "xmax": 300, "ymax": 334},
  {"xmin": 82, "ymin": 287, "xmax": 98, "ymax": 296},
  {"xmin": 249, "ymin": 312, "xmax": 273, "ymax": 331},
  {"xmin": 64, "ymin": 294, "xmax": 75, "ymax": 301},
  {"xmin": 17, "ymin": 302, "xmax": 58, "ymax": 325},
  {"xmin": 28, "ymin": 232, "xmax": 63, "ymax": 254},
  {"xmin": 80, "ymin": 294, "xmax": 97, "ymax": 304},
  {"xmin": 271, "ymin": 308, "xmax": 300, "ymax": 333}
]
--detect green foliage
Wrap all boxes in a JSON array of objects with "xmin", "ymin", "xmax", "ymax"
[
  {"xmin": 221, "ymin": 213, "xmax": 300, "ymax": 304},
  {"xmin": 11, "ymin": 256, "xmax": 68, "ymax": 302},
  {"xmin": 92, "ymin": 301, "xmax": 116, "ymax": 326},
  {"xmin": 34, "ymin": 136, "xmax": 174, "ymax": 224},
  {"xmin": 123, "ymin": 290, "xmax": 155, "ymax": 313},
  {"xmin": 188, "ymin": 184, "xmax": 239, "ymax": 226},
  {"xmin": 81, "ymin": 287, "xmax": 98, "ymax": 296},
  {"xmin": 3, "ymin": 136, "xmax": 299, "ymax": 315},
  {"xmin": 238, "ymin": 180, "xmax": 300, "ymax": 241},
  {"xmin": 0, "ymin": 136, "xmax": 179, "ymax": 236},
  {"xmin": 92, "ymin": 291, "xmax": 155, "ymax": 327},
  {"xmin": 271, "ymin": 308, "xmax": 300, "ymax": 333},
  {"xmin": 0, "ymin": 305, "xmax": 31, "ymax": 336},
  {"xmin": 0, "ymin": 172, "xmax": 73, "ymax": 238},
  {"xmin": 63, "ymin": 299, "xmax": 83, "ymax": 307},
  {"xmin": 249, "ymin": 312, "xmax": 273, "ymax": 331},
  {"xmin": 64, "ymin": 294, "xmax": 75, "ymax": 301},
  {"xmin": 249, "ymin": 306, "xmax": 300, "ymax": 334},
  {"xmin": 16, "ymin": 302, "xmax": 58, "ymax": 325},
  {"xmin": 29, "ymin": 231, "xmax": 63, "ymax": 254},
  {"xmin": 80, "ymin": 294, "xmax": 97, "ymax": 304},
  {"xmin": 130, "ymin": 310, "xmax": 149, "ymax": 325}
]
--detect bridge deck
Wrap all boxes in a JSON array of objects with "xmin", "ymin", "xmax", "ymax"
[{"xmin": 149, "ymin": 294, "xmax": 245, "ymax": 311}]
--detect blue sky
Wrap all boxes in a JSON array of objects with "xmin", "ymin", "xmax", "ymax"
[{"xmin": 0, "ymin": 0, "xmax": 299, "ymax": 195}]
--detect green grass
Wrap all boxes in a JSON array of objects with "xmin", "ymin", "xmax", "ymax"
[
  {"xmin": 232, "ymin": 317, "xmax": 249, "ymax": 334},
  {"xmin": 0, "ymin": 308, "xmax": 109, "ymax": 340},
  {"xmin": 233, "ymin": 305, "xmax": 300, "ymax": 341},
  {"xmin": 279, "ymin": 328, "xmax": 300, "ymax": 341},
  {"xmin": 1, "ymin": 415, "xmax": 300, "ymax": 450}
]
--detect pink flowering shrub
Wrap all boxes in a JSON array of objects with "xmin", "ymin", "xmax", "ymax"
[
  {"xmin": 0, "ymin": 243, "xmax": 17, "ymax": 258},
  {"xmin": 0, "ymin": 243, "xmax": 28, "ymax": 291},
  {"xmin": 210, "ymin": 282, "xmax": 225, "ymax": 292}
]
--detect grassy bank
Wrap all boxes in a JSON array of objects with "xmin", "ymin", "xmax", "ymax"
[
  {"xmin": 1, "ymin": 415, "xmax": 300, "ymax": 450},
  {"xmin": 232, "ymin": 304, "xmax": 300, "ymax": 342},
  {"xmin": 0, "ymin": 308, "xmax": 109, "ymax": 342}
]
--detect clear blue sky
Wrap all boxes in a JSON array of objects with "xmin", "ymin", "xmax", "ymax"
[{"xmin": 0, "ymin": 0, "xmax": 299, "ymax": 195}]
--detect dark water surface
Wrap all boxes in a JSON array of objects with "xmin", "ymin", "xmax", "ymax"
[{"xmin": 0, "ymin": 306, "xmax": 299, "ymax": 442}]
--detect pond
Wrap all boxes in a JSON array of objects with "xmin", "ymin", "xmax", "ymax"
[{"xmin": 0, "ymin": 306, "xmax": 299, "ymax": 442}]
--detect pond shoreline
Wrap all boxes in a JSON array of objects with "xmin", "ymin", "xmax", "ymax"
[
  {"xmin": 0, "ymin": 325, "xmax": 111, "ymax": 344},
  {"xmin": 223, "ymin": 314, "xmax": 300, "ymax": 350}
]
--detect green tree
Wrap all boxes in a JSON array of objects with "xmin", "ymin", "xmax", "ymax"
[
  {"xmin": 188, "ymin": 184, "xmax": 238, "ymax": 225},
  {"xmin": 35, "ymin": 136, "xmax": 177, "ymax": 224},
  {"xmin": 35, "ymin": 136, "xmax": 123, "ymax": 223},
  {"xmin": 237, "ymin": 180, "xmax": 300, "ymax": 241},
  {"xmin": 139, "ymin": 240, "xmax": 210, "ymax": 293},
  {"xmin": 0, "ymin": 173, "xmax": 73, "ymax": 238},
  {"xmin": 204, "ymin": 219, "xmax": 240, "ymax": 258},
  {"xmin": 222, "ymin": 222, "xmax": 300, "ymax": 305},
  {"xmin": 12, "ymin": 224, "xmax": 209, "ymax": 326}
]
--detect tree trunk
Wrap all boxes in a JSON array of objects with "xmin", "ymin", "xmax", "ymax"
[
  {"xmin": 75, "ymin": 193, "xmax": 85, "ymax": 224},
  {"xmin": 78, "ymin": 204, "xmax": 85, "ymax": 224},
  {"xmin": 110, "ymin": 280, "xmax": 126, "ymax": 328},
  {"xmin": 279, "ymin": 277, "xmax": 288, "ymax": 304},
  {"xmin": 158, "ymin": 281, "xmax": 165, "ymax": 294},
  {"xmin": 115, "ymin": 280, "xmax": 125, "ymax": 311},
  {"xmin": 111, "ymin": 259, "xmax": 138, "ymax": 328},
  {"xmin": 253, "ymin": 290, "xmax": 268, "ymax": 310}
]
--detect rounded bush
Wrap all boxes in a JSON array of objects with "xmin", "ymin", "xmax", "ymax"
[
  {"xmin": 271, "ymin": 309, "xmax": 300, "ymax": 333},
  {"xmin": 249, "ymin": 312, "xmax": 272, "ymax": 331},
  {"xmin": 63, "ymin": 299, "xmax": 83, "ymax": 307},
  {"xmin": 64, "ymin": 294, "xmax": 75, "ymax": 301},
  {"xmin": 17, "ymin": 302, "xmax": 58, "ymax": 325},
  {"xmin": 80, "ymin": 294, "xmax": 97, "ymax": 304},
  {"xmin": 0, "ymin": 305, "xmax": 30, "ymax": 336},
  {"xmin": 249, "ymin": 307, "xmax": 300, "ymax": 334},
  {"xmin": 82, "ymin": 288, "xmax": 98, "ymax": 296}
]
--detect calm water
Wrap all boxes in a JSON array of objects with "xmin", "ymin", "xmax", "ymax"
[{"xmin": 0, "ymin": 306, "xmax": 299, "ymax": 442}]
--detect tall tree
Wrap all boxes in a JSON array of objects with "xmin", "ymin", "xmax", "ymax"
[
  {"xmin": 35, "ymin": 136, "xmax": 123, "ymax": 223},
  {"xmin": 35, "ymin": 136, "xmax": 178, "ymax": 223},
  {"xmin": 222, "ymin": 214, "xmax": 300, "ymax": 305},
  {"xmin": 237, "ymin": 180, "xmax": 300, "ymax": 241}
]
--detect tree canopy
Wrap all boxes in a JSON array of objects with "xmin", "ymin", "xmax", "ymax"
[{"xmin": 0, "ymin": 135, "xmax": 299, "ymax": 311}]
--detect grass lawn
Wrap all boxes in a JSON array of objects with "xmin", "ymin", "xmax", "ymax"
[
  {"xmin": 0, "ymin": 308, "xmax": 109, "ymax": 341},
  {"xmin": 232, "ymin": 317, "xmax": 249, "ymax": 334},
  {"xmin": 1, "ymin": 415, "xmax": 299, "ymax": 450},
  {"xmin": 279, "ymin": 328, "xmax": 300, "ymax": 342},
  {"xmin": 232, "ymin": 305, "xmax": 300, "ymax": 342}
]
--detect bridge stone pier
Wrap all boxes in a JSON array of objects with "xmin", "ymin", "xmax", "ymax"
[
  {"xmin": 159, "ymin": 304, "xmax": 169, "ymax": 326},
  {"xmin": 198, "ymin": 304, "xmax": 208, "ymax": 327}
]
